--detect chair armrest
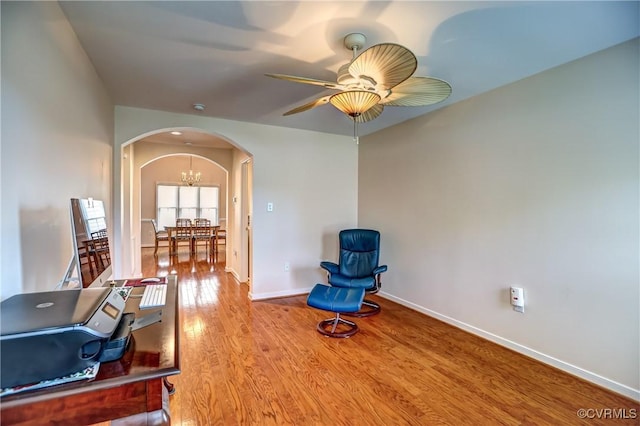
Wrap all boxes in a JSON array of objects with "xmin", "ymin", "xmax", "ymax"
[
  {"xmin": 320, "ymin": 261, "xmax": 339, "ymax": 274},
  {"xmin": 373, "ymin": 265, "xmax": 388, "ymax": 275}
]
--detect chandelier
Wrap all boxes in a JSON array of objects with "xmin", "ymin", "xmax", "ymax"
[{"xmin": 181, "ymin": 156, "xmax": 201, "ymax": 186}]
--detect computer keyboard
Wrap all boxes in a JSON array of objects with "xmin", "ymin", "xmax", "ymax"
[{"xmin": 139, "ymin": 284, "xmax": 167, "ymax": 310}]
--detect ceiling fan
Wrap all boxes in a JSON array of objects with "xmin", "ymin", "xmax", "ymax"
[{"xmin": 266, "ymin": 33, "xmax": 452, "ymax": 133}]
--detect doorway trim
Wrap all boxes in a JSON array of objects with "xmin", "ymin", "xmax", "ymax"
[{"xmin": 240, "ymin": 159, "xmax": 253, "ymax": 286}]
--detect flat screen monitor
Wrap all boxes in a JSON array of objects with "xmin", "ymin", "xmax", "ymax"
[{"xmin": 69, "ymin": 198, "xmax": 112, "ymax": 288}]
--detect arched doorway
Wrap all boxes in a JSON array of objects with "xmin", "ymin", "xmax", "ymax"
[{"xmin": 117, "ymin": 128, "xmax": 253, "ymax": 290}]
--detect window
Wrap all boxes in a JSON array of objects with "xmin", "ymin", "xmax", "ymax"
[
  {"xmin": 157, "ymin": 184, "xmax": 219, "ymax": 230},
  {"xmin": 80, "ymin": 199, "xmax": 107, "ymax": 234}
]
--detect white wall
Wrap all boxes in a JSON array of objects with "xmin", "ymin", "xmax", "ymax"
[
  {"xmin": 359, "ymin": 39, "xmax": 639, "ymax": 399},
  {"xmin": 0, "ymin": 2, "xmax": 113, "ymax": 299},
  {"xmin": 114, "ymin": 107, "xmax": 358, "ymax": 299}
]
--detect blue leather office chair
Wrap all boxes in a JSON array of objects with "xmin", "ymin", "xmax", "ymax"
[{"xmin": 320, "ymin": 229, "xmax": 388, "ymax": 317}]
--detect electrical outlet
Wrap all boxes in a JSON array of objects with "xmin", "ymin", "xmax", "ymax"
[
  {"xmin": 284, "ymin": 262, "xmax": 290, "ymax": 272},
  {"xmin": 510, "ymin": 287, "xmax": 525, "ymax": 313}
]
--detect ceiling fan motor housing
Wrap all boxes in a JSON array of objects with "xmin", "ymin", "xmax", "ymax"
[
  {"xmin": 337, "ymin": 64, "xmax": 377, "ymax": 91},
  {"xmin": 337, "ymin": 63, "xmax": 356, "ymax": 85},
  {"xmin": 343, "ymin": 33, "xmax": 366, "ymax": 51}
]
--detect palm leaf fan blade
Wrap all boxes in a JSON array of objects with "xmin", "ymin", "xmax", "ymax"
[
  {"xmin": 265, "ymin": 73, "xmax": 342, "ymax": 90},
  {"xmin": 354, "ymin": 104, "xmax": 384, "ymax": 123},
  {"xmin": 381, "ymin": 77, "xmax": 452, "ymax": 106},
  {"xmin": 348, "ymin": 43, "xmax": 417, "ymax": 90},
  {"xmin": 283, "ymin": 96, "xmax": 331, "ymax": 116}
]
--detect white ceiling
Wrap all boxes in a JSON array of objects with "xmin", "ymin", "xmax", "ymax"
[{"xmin": 59, "ymin": 1, "xmax": 639, "ymax": 141}]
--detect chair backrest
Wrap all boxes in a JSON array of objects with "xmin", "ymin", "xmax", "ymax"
[
  {"xmin": 338, "ymin": 229, "xmax": 381, "ymax": 278},
  {"xmin": 194, "ymin": 218, "xmax": 210, "ymax": 227},
  {"xmin": 193, "ymin": 218, "xmax": 211, "ymax": 237},
  {"xmin": 92, "ymin": 237, "xmax": 110, "ymax": 252},
  {"xmin": 151, "ymin": 219, "xmax": 159, "ymax": 233},
  {"xmin": 176, "ymin": 218, "xmax": 192, "ymax": 227},
  {"xmin": 91, "ymin": 229, "xmax": 107, "ymax": 239},
  {"xmin": 175, "ymin": 218, "xmax": 192, "ymax": 238}
]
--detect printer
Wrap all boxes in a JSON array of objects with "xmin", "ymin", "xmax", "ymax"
[{"xmin": 0, "ymin": 287, "xmax": 130, "ymax": 389}]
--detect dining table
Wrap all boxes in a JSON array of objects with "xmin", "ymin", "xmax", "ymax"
[{"xmin": 164, "ymin": 224, "xmax": 221, "ymax": 261}]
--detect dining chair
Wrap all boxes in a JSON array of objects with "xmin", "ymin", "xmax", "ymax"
[
  {"xmin": 83, "ymin": 240, "xmax": 97, "ymax": 278},
  {"xmin": 170, "ymin": 218, "xmax": 193, "ymax": 257},
  {"xmin": 193, "ymin": 218, "xmax": 212, "ymax": 258},
  {"xmin": 215, "ymin": 227, "xmax": 226, "ymax": 256},
  {"xmin": 78, "ymin": 244, "xmax": 92, "ymax": 281},
  {"xmin": 86, "ymin": 232, "xmax": 110, "ymax": 277},
  {"xmin": 151, "ymin": 219, "xmax": 169, "ymax": 255},
  {"xmin": 92, "ymin": 236, "xmax": 111, "ymax": 272}
]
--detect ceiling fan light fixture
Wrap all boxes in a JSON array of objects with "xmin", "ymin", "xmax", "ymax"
[{"xmin": 330, "ymin": 90, "xmax": 380, "ymax": 118}]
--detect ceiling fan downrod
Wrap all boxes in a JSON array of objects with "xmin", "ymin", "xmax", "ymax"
[{"xmin": 344, "ymin": 33, "xmax": 366, "ymax": 59}]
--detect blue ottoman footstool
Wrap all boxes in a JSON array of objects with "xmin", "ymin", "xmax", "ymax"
[{"xmin": 306, "ymin": 284, "xmax": 365, "ymax": 338}]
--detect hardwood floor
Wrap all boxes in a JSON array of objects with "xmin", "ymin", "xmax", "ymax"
[{"xmin": 140, "ymin": 247, "xmax": 638, "ymax": 425}]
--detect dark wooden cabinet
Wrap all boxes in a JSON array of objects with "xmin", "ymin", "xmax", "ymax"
[{"xmin": 0, "ymin": 276, "xmax": 180, "ymax": 425}]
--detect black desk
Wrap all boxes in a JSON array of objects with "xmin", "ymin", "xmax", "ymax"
[{"xmin": 0, "ymin": 276, "xmax": 180, "ymax": 425}]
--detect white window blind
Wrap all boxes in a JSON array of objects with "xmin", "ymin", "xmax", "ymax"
[
  {"xmin": 80, "ymin": 199, "xmax": 107, "ymax": 234},
  {"xmin": 178, "ymin": 186, "xmax": 198, "ymax": 219},
  {"xmin": 157, "ymin": 184, "xmax": 219, "ymax": 230},
  {"xmin": 199, "ymin": 186, "xmax": 219, "ymax": 224},
  {"xmin": 157, "ymin": 185, "xmax": 178, "ymax": 230}
]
